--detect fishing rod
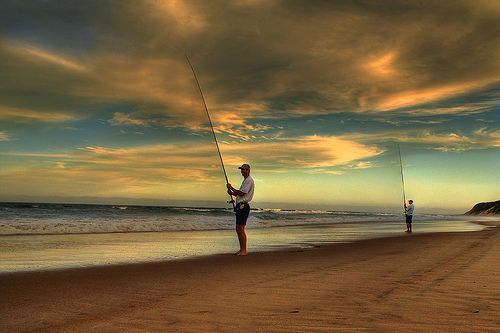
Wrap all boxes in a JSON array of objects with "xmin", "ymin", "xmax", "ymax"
[
  {"xmin": 397, "ymin": 144, "xmax": 406, "ymax": 212},
  {"xmin": 185, "ymin": 55, "xmax": 235, "ymax": 208}
]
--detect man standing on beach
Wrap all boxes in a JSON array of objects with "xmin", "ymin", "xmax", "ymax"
[
  {"xmin": 227, "ymin": 164, "xmax": 254, "ymax": 256},
  {"xmin": 405, "ymin": 200, "xmax": 414, "ymax": 233}
]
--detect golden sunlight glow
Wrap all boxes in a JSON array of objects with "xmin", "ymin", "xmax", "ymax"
[
  {"xmin": 6, "ymin": 40, "xmax": 88, "ymax": 72},
  {"xmin": 154, "ymin": 0, "xmax": 205, "ymax": 32},
  {"xmin": 366, "ymin": 52, "xmax": 398, "ymax": 76},
  {"xmin": 375, "ymin": 82, "xmax": 486, "ymax": 111},
  {"xmin": 0, "ymin": 131, "xmax": 12, "ymax": 141},
  {"xmin": 0, "ymin": 106, "xmax": 75, "ymax": 123},
  {"xmin": 222, "ymin": 135, "xmax": 384, "ymax": 168}
]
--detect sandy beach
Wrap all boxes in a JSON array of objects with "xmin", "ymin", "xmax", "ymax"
[{"xmin": 1, "ymin": 221, "xmax": 499, "ymax": 332}]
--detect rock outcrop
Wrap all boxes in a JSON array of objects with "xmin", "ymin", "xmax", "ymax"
[{"xmin": 464, "ymin": 200, "xmax": 500, "ymax": 216}]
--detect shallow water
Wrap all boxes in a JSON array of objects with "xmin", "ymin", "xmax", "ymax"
[{"xmin": 0, "ymin": 218, "xmax": 487, "ymax": 273}]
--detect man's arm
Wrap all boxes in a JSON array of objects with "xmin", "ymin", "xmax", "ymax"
[{"xmin": 227, "ymin": 183, "xmax": 246, "ymax": 197}]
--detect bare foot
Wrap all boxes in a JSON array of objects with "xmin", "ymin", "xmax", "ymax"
[{"xmin": 236, "ymin": 251, "xmax": 248, "ymax": 256}]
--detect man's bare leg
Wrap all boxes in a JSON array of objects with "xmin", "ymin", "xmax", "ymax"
[{"xmin": 236, "ymin": 225, "xmax": 247, "ymax": 256}]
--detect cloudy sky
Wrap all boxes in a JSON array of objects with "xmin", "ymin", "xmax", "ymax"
[{"xmin": 1, "ymin": 0, "xmax": 499, "ymax": 213}]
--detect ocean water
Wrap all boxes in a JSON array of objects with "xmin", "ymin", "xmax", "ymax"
[{"xmin": 0, "ymin": 202, "xmax": 490, "ymax": 273}]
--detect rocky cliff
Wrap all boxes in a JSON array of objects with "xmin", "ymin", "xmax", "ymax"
[{"xmin": 464, "ymin": 200, "xmax": 500, "ymax": 216}]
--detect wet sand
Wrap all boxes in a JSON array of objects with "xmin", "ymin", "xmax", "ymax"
[{"xmin": 1, "ymin": 221, "xmax": 498, "ymax": 332}]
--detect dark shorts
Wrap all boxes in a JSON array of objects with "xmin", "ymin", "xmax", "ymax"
[
  {"xmin": 235, "ymin": 203, "xmax": 250, "ymax": 226},
  {"xmin": 406, "ymin": 215, "xmax": 413, "ymax": 224}
]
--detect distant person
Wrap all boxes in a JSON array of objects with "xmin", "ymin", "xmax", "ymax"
[
  {"xmin": 227, "ymin": 164, "xmax": 255, "ymax": 256},
  {"xmin": 405, "ymin": 200, "xmax": 414, "ymax": 233}
]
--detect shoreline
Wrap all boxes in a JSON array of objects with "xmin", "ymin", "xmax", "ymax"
[
  {"xmin": 1, "ymin": 219, "xmax": 496, "ymax": 277},
  {"xmin": 1, "ymin": 220, "xmax": 499, "ymax": 332},
  {"xmin": 0, "ymin": 218, "xmax": 490, "ymax": 274}
]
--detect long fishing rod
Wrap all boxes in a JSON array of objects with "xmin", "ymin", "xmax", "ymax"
[
  {"xmin": 185, "ymin": 55, "xmax": 234, "ymax": 208},
  {"xmin": 397, "ymin": 144, "xmax": 406, "ymax": 212}
]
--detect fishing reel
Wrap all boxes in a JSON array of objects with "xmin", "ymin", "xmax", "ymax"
[{"xmin": 227, "ymin": 199, "xmax": 235, "ymax": 204}]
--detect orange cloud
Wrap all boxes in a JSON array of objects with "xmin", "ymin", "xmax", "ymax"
[
  {"xmin": 0, "ymin": 131, "xmax": 13, "ymax": 141},
  {"xmin": 221, "ymin": 135, "xmax": 384, "ymax": 169},
  {"xmin": 0, "ymin": 106, "xmax": 76, "ymax": 123}
]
